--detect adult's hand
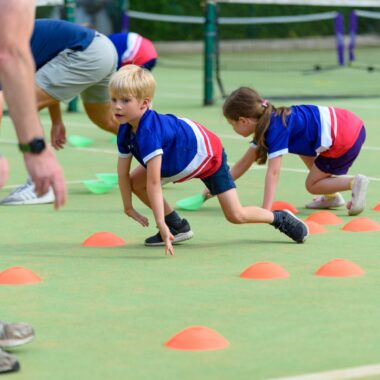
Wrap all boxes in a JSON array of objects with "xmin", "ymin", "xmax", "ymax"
[{"xmin": 23, "ymin": 147, "xmax": 66, "ymax": 209}]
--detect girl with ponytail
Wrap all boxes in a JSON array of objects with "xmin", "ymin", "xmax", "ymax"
[{"xmin": 219, "ymin": 86, "xmax": 368, "ymax": 216}]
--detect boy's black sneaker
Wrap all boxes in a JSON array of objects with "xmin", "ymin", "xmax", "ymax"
[
  {"xmin": 144, "ymin": 219, "xmax": 194, "ymax": 246},
  {"xmin": 272, "ymin": 210, "xmax": 309, "ymax": 243}
]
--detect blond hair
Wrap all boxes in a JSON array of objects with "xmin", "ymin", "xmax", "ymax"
[{"xmin": 108, "ymin": 64, "xmax": 156, "ymax": 101}]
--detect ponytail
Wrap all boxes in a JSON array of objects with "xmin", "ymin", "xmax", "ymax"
[{"xmin": 254, "ymin": 104, "xmax": 272, "ymax": 165}]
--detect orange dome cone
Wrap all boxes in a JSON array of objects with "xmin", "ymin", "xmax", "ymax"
[
  {"xmin": 304, "ymin": 220, "xmax": 327, "ymax": 234},
  {"xmin": 240, "ymin": 262, "xmax": 289, "ymax": 280},
  {"xmin": 315, "ymin": 259, "xmax": 364, "ymax": 277},
  {"xmin": 271, "ymin": 201, "xmax": 298, "ymax": 214},
  {"xmin": 372, "ymin": 203, "xmax": 380, "ymax": 211},
  {"xmin": 82, "ymin": 232, "xmax": 126, "ymax": 247},
  {"xmin": 342, "ymin": 218, "xmax": 380, "ymax": 232},
  {"xmin": 306, "ymin": 211, "xmax": 343, "ymax": 225},
  {"xmin": 0, "ymin": 267, "xmax": 42, "ymax": 285},
  {"xmin": 164, "ymin": 326, "xmax": 229, "ymax": 351}
]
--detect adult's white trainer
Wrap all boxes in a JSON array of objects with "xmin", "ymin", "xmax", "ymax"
[{"xmin": 0, "ymin": 178, "xmax": 55, "ymax": 205}]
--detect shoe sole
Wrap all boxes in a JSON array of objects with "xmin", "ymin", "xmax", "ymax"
[
  {"xmin": 348, "ymin": 175, "xmax": 369, "ymax": 216},
  {"xmin": 0, "ymin": 196, "xmax": 55, "ymax": 205},
  {"xmin": 0, "ymin": 200, "xmax": 54, "ymax": 205},
  {"xmin": 144, "ymin": 230, "xmax": 194, "ymax": 247},
  {"xmin": 0, "ymin": 335, "xmax": 34, "ymax": 348},
  {"xmin": 305, "ymin": 201, "xmax": 345, "ymax": 210},
  {"xmin": 305, "ymin": 194, "xmax": 345, "ymax": 209},
  {"xmin": 283, "ymin": 209, "xmax": 309, "ymax": 243}
]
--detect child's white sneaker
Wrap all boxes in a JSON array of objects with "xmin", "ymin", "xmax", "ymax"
[
  {"xmin": 347, "ymin": 175, "xmax": 369, "ymax": 216},
  {"xmin": 305, "ymin": 193, "xmax": 345, "ymax": 209}
]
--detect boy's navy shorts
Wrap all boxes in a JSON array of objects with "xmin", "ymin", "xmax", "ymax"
[{"xmin": 201, "ymin": 150, "xmax": 236, "ymax": 195}]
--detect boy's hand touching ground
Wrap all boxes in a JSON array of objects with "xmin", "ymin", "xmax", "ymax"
[{"xmin": 159, "ymin": 225, "xmax": 175, "ymax": 256}]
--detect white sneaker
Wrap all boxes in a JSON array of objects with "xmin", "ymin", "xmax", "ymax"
[
  {"xmin": 0, "ymin": 178, "xmax": 55, "ymax": 205},
  {"xmin": 305, "ymin": 193, "xmax": 345, "ymax": 209},
  {"xmin": 0, "ymin": 321, "xmax": 35, "ymax": 348},
  {"xmin": 348, "ymin": 174, "xmax": 369, "ymax": 216}
]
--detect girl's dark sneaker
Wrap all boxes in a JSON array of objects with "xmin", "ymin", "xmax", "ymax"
[{"xmin": 272, "ymin": 210, "xmax": 309, "ymax": 243}]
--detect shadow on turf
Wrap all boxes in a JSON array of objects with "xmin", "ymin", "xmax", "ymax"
[
  {"xmin": 194, "ymin": 239, "xmax": 296, "ymax": 247},
  {"xmin": 0, "ymin": 250, "xmax": 168, "ymax": 261},
  {"xmin": 0, "ymin": 242, "xmax": 165, "ymax": 260},
  {"xmin": 0, "ymin": 238, "xmax": 295, "ymax": 262}
]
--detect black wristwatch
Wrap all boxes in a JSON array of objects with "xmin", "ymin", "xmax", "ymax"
[{"xmin": 18, "ymin": 138, "xmax": 46, "ymax": 154}]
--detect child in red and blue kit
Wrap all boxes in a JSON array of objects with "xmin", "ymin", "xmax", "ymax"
[
  {"xmin": 108, "ymin": 32, "xmax": 157, "ymax": 71},
  {"xmin": 109, "ymin": 65, "xmax": 309, "ymax": 256},
  {"xmin": 219, "ymin": 87, "xmax": 369, "ymax": 215}
]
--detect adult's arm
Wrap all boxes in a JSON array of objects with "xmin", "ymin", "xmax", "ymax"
[{"xmin": 0, "ymin": 0, "xmax": 66, "ymax": 208}]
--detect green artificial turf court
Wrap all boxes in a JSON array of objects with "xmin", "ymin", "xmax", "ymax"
[{"xmin": 1, "ymin": 48, "xmax": 380, "ymax": 380}]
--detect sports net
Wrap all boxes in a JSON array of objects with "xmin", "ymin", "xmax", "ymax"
[
  {"xmin": 127, "ymin": 4, "xmax": 380, "ymax": 103},
  {"xmin": 348, "ymin": 9, "xmax": 380, "ymax": 71},
  {"xmin": 213, "ymin": 9, "xmax": 344, "ymax": 102},
  {"xmin": 210, "ymin": 0, "xmax": 380, "ymax": 102}
]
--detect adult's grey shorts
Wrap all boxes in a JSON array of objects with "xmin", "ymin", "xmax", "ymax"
[{"xmin": 35, "ymin": 33, "xmax": 117, "ymax": 104}]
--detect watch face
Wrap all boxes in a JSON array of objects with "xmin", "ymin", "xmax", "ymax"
[{"xmin": 31, "ymin": 138, "xmax": 46, "ymax": 153}]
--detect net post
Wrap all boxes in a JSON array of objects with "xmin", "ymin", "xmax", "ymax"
[
  {"xmin": 64, "ymin": 0, "xmax": 78, "ymax": 112},
  {"xmin": 204, "ymin": 0, "xmax": 217, "ymax": 106},
  {"xmin": 348, "ymin": 10, "xmax": 357, "ymax": 64},
  {"xmin": 64, "ymin": 0, "xmax": 75, "ymax": 22},
  {"xmin": 215, "ymin": 2, "xmax": 227, "ymax": 98},
  {"xmin": 334, "ymin": 12, "xmax": 345, "ymax": 66}
]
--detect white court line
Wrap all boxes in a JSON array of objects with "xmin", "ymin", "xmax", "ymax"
[
  {"xmin": 2, "ymin": 135, "xmax": 380, "ymax": 153},
  {"xmin": 0, "ymin": 138, "xmax": 116, "ymax": 154},
  {"xmin": 218, "ymin": 134, "xmax": 380, "ymax": 152},
  {"xmin": 1, "ymin": 163, "xmax": 379, "ymax": 191},
  {"xmin": 1, "ymin": 139, "xmax": 379, "ymax": 189},
  {"xmin": 271, "ymin": 363, "xmax": 380, "ymax": 380},
  {"xmin": 244, "ymin": 165, "xmax": 380, "ymax": 182},
  {"xmin": 361, "ymin": 146, "xmax": 380, "ymax": 151},
  {"xmin": 67, "ymin": 146, "xmax": 116, "ymax": 154},
  {"xmin": 1, "ymin": 178, "xmax": 101, "ymax": 190}
]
